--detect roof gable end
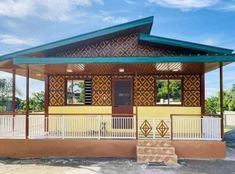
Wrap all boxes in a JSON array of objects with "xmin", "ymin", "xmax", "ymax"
[{"xmin": 0, "ymin": 16, "xmax": 154, "ymax": 61}]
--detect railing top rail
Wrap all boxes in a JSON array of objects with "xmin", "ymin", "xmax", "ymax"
[{"xmin": 171, "ymin": 114, "xmax": 202, "ymax": 117}]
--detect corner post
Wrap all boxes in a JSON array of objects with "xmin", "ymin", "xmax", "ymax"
[
  {"xmin": 26, "ymin": 66, "xmax": 29, "ymax": 139},
  {"xmin": 44, "ymin": 75, "xmax": 49, "ymax": 132},
  {"xmin": 12, "ymin": 68, "xmax": 16, "ymax": 132},
  {"xmin": 200, "ymin": 73, "xmax": 205, "ymax": 116},
  {"xmin": 220, "ymin": 63, "xmax": 224, "ymax": 141}
]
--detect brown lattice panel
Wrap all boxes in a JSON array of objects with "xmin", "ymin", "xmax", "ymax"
[
  {"xmin": 183, "ymin": 75, "xmax": 201, "ymax": 107},
  {"xmin": 134, "ymin": 76, "xmax": 155, "ymax": 106},
  {"xmin": 49, "ymin": 76, "xmax": 66, "ymax": 106},
  {"xmin": 49, "ymin": 33, "xmax": 200, "ymax": 58},
  {"xmin": 92, "ymin": 76, "xmax": 112, "ymax": 105}
]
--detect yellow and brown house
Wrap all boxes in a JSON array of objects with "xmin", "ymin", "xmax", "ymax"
[{"xmin": 0, "ymin": 16, "xmax": 235, "ymax": 163}]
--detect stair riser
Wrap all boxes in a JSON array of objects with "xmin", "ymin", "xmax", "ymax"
[
  {"xmin": 137, "ymin": 141, "xmax": 172, "ymax": 147},
  {"xmin": 137, "ymin": 156, "xmax": 177, "ymax": 163},
  {"xmin": 137, "ymin": 147, "xmax": 175, "ymax": 155}
]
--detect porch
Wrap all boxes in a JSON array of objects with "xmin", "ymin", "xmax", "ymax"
[{"xmin": 0, "ymin": 113, "xmax": 221, "ymax": 141}]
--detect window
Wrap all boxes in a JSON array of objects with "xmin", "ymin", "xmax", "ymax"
[
  {"xmin": 156, "ymin": 79, "xmax": 182, "ymax": 105},
  {"xmin": 66, "ymin": 80, "xmax": 85, "ymax": 105}
]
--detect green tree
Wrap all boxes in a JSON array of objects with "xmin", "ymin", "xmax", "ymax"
[
  {"xmin": 205, "ymin": 88, "xmax": 235, "ymax": 114},
  {"xmin": 30, "ymin": 91, "xmax": 44, "ymax": 112},
  {"xmin": 0, "ymin": 78, "xmax": 21, "ymax": 112},
  {"xmin": 205, "ymin": 95, "xmax": 220, "ymax": 114}
]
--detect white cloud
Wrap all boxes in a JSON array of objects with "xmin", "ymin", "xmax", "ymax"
[
  {"xmin": 124, "ymin": 0, "xmax": 136, "ymax": 5},
  {"xmin": 218, "ymin": 0, "xmax": 235, "ymax": 11},
  {"xmin": 102, "ymin": 15, "xmax": 129, "ymax": 24},
  {"xmin": 0, "ymin": 35, "xmax": 36, "ymax": 46},
  {"xmin": 148, "ymin": 0, "xmax": 219, "ymax": 10},
  {"xmin": 0, "ymin": 0, "xmax": 104, "ymax": 22}
]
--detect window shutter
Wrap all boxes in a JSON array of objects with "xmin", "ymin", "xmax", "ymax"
[{"xmin": 85, "ymin": 79, "xmax": 92, "ymax": 105}]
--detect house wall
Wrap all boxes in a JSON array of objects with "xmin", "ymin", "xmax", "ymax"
[{"xmin": 48, "ymin": 74, "xmax": 202, "ymax": 117}]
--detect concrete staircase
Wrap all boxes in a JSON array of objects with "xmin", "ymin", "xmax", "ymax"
[{"xmin": 137, "ymin": 140, "xmax": 178, "ymax": 163}]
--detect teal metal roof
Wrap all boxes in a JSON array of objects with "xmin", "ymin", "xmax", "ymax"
[
  {"xmin": 13, "ymin": 55, "xmax": 235, "ymax": 65},
  {"xmin": 138, "ymin": 33, "xmax": 234, "ymax": 54},
  {"xmin": 0, "ymin": 16, "xmax": 154, "ymax": 61}
]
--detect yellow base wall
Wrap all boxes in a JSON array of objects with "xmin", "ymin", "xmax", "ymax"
[
  {"xmin": 49, "ymin": 106, "xmax": 201, "ymax": 118},
  {"xmin": 137, "ymin": 106, "xmax": 201, "ymax": 118},
  {"xmin": 49, "ymin": 106, "xmax": 112, "ymax": 115}
]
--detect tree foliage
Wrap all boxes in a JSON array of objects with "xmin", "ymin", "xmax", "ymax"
[{"xmin": 206, "ymin": 88, "xmax": 235, "ymax": 114}]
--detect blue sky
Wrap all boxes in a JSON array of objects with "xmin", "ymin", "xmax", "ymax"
[{"xmin": 0, "ymin": 0, "xmax": 235, "ymax": 98}]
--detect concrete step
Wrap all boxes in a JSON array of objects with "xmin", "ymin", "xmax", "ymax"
[
  {"xmin": 137, "ymin": 140, "xmax": 172, "ymax": 147},
  {"xmin": 137, "ymin": 146, "xmax": 175, "ymax": 155},
  {"xmin": 137, "ymin": 154, "xmax": 178, "ymax": 163}
]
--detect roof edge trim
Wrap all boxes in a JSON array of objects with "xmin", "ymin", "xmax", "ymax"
[{"xmin": 138, "ymin": 33, "xmax": 234, "ymax": 54}]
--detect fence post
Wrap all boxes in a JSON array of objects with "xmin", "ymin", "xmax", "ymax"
[
  {"xmin": 98, "ymin": 115, "xmax": 101, "ymax": 140},
  {"xmin": 62, "ymin": 115, "xmax": 65, "ymax": 139},
  {"xmin": 153, "ymin": 118, "xmax": 155, "ymax": 139},
  {"xmin": 170, "ymin": 115, "xmax": 173, "ymax": 140}
]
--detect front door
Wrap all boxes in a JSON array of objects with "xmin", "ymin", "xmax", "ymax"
[{"xmin": 112, "ymin": 79, "xmax": 133, "ymax": 117}]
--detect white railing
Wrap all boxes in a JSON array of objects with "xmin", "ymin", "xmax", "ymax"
[
  {"xmin": 0, "ymin": 115, "xmax": 26, "ymax": 139},
  {"xmin": 0, "ymin": 114, "xmax": 222, "ymax": 141},
  {"xmin": 138, "ymin": 118, "xmax": 171, "ymax": 139},
  {"xmin": 172, "ymin": 116, "xmax": 221, "ymax": 140},
  {"xmin": 28, "ymin": 115, "xmax": 136, "ymax": 139}
]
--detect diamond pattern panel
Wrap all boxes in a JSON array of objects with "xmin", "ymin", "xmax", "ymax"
[
  {"xmin": 156, "ymin": 120, "xmax": 169, "ymax": 138},
  {"xmin": 92, "ymin": 76, "xmax": 112, "ymax": 105},
  {"xmin": 134, "ymin": 76, "xmax": 155, "ymax": 106},
  {"xmin": 49, "ymin": 76, "xmax": 65, "ymax": 106},
  {"xmin": 52, "ymin": 33, "xmax": 187, "ymax": 57},
  {"xmin": 184, "ymin": 75, "xmax": 200, "ymax": 91},
  {"xmin": 140, "ymin": 120, "xmax": 152, "ymax": 137},
  {"xmin": 183, "ymin": 75, "xmax": 201, "ymax": 107}
]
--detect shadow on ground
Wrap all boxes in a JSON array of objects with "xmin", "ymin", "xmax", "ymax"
[{"xmin": 225, "ymin": 128, "xmax": 235, "ymax": 149}]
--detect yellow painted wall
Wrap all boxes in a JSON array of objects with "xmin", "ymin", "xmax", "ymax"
[
  {"xmin": 137, "ymin": 106, "xmax": 201, "ymax": 118},
  {"xmin": 48, "ymin": 106, "xmax": 201, "ymax": 134},
  {"xmin": 49, "ymin": 106, "xmax": 201, "ymax": 117},
  {"xmin": 49, "ymin": 106, "xmax": 112, "ymax": 115}
]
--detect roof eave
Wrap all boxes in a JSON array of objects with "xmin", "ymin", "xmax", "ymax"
[{"xmin": 138, "ymin": 33, "xmax": 234, "ymax": 55}]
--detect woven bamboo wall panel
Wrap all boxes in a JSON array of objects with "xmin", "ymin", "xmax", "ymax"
[
  {"xmin": 92, "ymin": 76, "xmax": 112, "ymax": 105},
  {"xmin": 184, "ymin": 75, "xmax": 200, "ymax": 91},
  {"xmin": 183, "ymin": 75, "xmax": 201, "ymax": 107},
  {"xmin": 184, "ymin": 91, "xmax": 200, "ymax": 107},
  {"xmin": 134, "ymin": 76, "xmax": 155, "ymax": 106},
  {"xmin": 48, "ymin": 74, "xmax": 201, "ymax": 107},
  {"xmin": 52, "ymin": 33, "xmax": 184, "ymax": 57},
  {"xmin": 49, "ymin": 76, "xmax": 65, "ymax": 106}
]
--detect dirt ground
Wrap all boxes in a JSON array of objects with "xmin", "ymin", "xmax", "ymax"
[{"xmin": 0, "ymin": 158, "xmax": 235, "ymax": 174}]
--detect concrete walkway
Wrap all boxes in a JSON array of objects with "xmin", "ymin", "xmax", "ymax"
[{"xmin": 0, "ymin": 158, "xmax": 235, "ymax": 174}]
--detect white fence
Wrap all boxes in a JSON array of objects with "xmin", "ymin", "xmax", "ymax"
[
  {"xmin": 0, "ymin": 115, "xmax": 222, "ymax": 140},
  {"xmin": 0, "ymin": 115, "xmax": 26, "ymax": 138},
  {"xmin": 172, "ymin": 116, "xmax": 221, "ymax": 140},
  {"xmin": 224, "ymin": 111, "xmax": 235, "ymax": 127},
  {"xmin": 29, "ymin": 115, "xmax": 136, "ymax": 139}
]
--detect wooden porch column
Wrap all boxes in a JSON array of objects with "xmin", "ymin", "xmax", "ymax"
[
  {"xmin": 12, "ymin": 68, "xmax": 16, "ymax": 131},
  {"xmin": 25, "ymin": 66, "xmax": 29, "ymax": 138},
  {"xmin": 220, "ymin": 63, "xmax": 224, "ymax": 141},
  {"xmin": 44, "ymin": 75, "xmax": 49, "ymax": 131},
  {"xmin": 200, "ymin": 73, "xmax": 205, "ymax": 116}
]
